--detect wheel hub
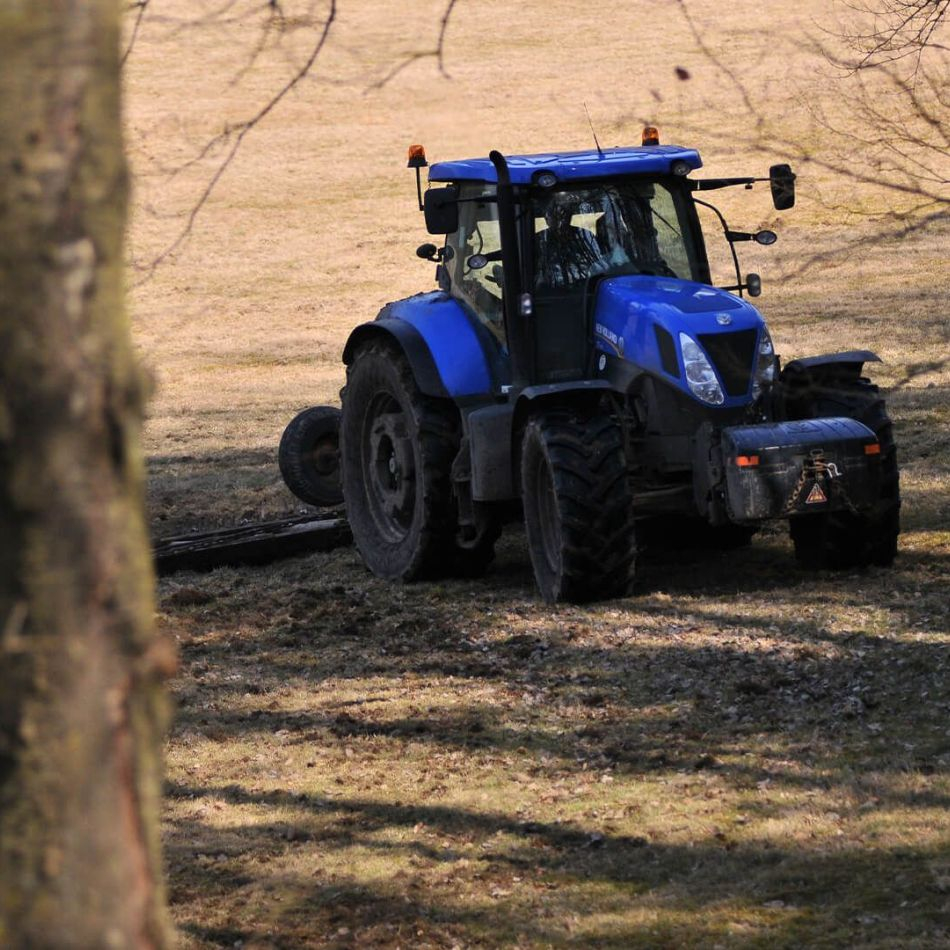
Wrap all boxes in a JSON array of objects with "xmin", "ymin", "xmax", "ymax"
[
  {"xmin": 308, "ymin": 438, "xmax": 339, "ymax": 478},
  {"xmin": 368, "ymin": 411, "xmax": 415, "ymax": 530}
]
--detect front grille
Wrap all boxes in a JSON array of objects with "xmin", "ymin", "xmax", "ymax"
[{"xmin": 698, "ymin": 330, "xmax": 756, "ymax": 396}]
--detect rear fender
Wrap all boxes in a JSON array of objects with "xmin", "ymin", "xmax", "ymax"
[
  {"xmin": 342, "ymin": 318, "xmax": 449, "ymax": 398},
  {"xmin": 343, "ymin": 293, "xmax": 501, "ymax": 400}
]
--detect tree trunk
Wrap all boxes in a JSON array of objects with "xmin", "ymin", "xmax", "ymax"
[{"xmin": 0, "ymin": 3, "xmax": 173, "ymax": 947}]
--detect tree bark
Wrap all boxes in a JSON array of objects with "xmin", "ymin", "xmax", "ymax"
[{"xmin": 0, "ymin": 2, "xmax": 173, "ymax": 947}]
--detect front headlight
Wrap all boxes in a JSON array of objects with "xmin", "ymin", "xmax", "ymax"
[
  {"xmin": 679, "ymin": 333, "xmax": 724, "ymax": 405},
  {"xmin": 750, "ymin": 327, "xmax": 776, "ymax": 400}
]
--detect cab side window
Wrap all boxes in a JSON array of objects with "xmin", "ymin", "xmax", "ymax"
[{"xmin": 444, "ymin": 184, "xmax": 505, "ymax": 342}]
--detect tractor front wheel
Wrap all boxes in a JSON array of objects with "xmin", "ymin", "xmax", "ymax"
[
  {"xmin": 789, "ymin": 382, "xmax": 900, "ymax": 569},
  {"xmin": 521, "ymin": 410, "xmax": 636, "ymax": 603}
]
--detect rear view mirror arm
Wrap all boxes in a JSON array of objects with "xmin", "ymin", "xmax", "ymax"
[{"xmin": 693, "ymin": 196, "xmax": 744, "ymax": 297}]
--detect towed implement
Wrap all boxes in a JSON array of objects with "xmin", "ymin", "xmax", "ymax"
[{"xmin": 280, "ymin": 130, "xmax": 899, "ymax": 602}]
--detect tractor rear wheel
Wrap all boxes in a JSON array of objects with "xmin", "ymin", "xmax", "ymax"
[
  {"xmin": 789, "ymin": 382, "xmax": 900, "ymax": 569},
  {"xmin": 278, "ymin": 405, "xmax": 343, "ymax": 507},
  {"xmin": 521, "ymin": 409, "xmax": 636, "ymax": 603},
  {"xmin": 341, "ymin": 341, "xmax": 496, "ymax": 580}
]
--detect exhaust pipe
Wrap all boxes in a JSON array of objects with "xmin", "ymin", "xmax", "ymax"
[{"xmin": 489, "ymin": 150, "xmax": 531, "ymax": 388}]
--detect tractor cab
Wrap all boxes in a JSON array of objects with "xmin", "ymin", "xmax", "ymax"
[
  {"xmin": 524, "ymin": 176, "xmax": 708, "ymax": 385},
  {"xmin": 414, "ymin": 133, "xmax": 790, "ymax": 392}
]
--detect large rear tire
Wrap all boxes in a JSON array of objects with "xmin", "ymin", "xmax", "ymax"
[
  {"xmin": 278, "ymin": 405, "xmax": 343, "ymax": 507},
  {"xmin": 521, "ymin": 409, "xmax": 636, "ymax": 603},
  {"xmin": 340, "ymin": 341, "xmax": 496, "ymax": 581},
  {"xmin": 788, "ymin": 381, "xmax": 900, "ymax": 569}
]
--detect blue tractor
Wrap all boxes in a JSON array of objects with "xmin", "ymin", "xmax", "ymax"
[{"xmin": 284, "ymin": 130, "xmax": 900, "ymax": 602}]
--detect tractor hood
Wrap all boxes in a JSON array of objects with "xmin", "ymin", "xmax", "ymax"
[{"xmin": 592, "ymin": 275, "xmax": 768, "ymax": 407}]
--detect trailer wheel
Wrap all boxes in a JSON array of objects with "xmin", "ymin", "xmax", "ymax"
[
  {"xmin": 521, "ymin": 410, "xmax": 636, "ymax": 603},
  {"xmin": 789, "ymin": 384, "xmax": 899, "ymax": 569},
  {"xmin": 278, "ymin": 406, "xmax": 343, "ymax": 507},
  {"xmin": 341, "ymin": 341, "xmax": 489, "ymax": 580}
]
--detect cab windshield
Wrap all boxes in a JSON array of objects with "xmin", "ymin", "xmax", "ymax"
[{"xmin": 532, "ymin": 179, "xmax": 701, "ymax": 290}]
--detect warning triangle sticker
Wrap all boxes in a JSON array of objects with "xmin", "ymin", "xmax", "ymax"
[{"xmin": 805, "ymin": 482, "xmax": 827, "ymax": 504}]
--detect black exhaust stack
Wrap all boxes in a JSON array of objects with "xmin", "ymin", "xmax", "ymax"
[{"xmin": 489, "ymin": 150, "xmax": 531, "ymax": 388}]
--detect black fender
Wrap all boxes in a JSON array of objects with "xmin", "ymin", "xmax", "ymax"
[
  {"xmin": 781, "ymin": 349, "xmax": 881, "ymax": 381},
  {"xmin": 513, "ymin": 380, "xmax": 614, "ymax": 431},
  {"xmin": 342, "ymin": 317, "xmax": 449, "ymax": 398},
  {"xmin": 778, "ymin": 350, "xmax": 882, "ymax": 420},
  {"xmin": 465, "ymin": 381, "xmax": 616, "ymax": 502}
]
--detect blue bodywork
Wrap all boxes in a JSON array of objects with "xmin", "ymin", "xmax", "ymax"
[
  {"xmin": 368, "ymin": 276, "xmax": 766, "ymax": 407},
  {"xmin": 429, "ymin": 145, "xmax": 702, "ymax": 185},
  {"xmin": 591, "ymin": 276, "xmax": 766, "ymax": 407},
  {"xmin": 380, "ymin": 293, "xmax": 497, "ymax": 397},
  {"xmin": 348, "ymin": 143, "xmax": 766, "ymax": 408}
]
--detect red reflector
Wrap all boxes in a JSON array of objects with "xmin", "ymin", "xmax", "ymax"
[
  {"xmin": 736, "ymin": 455, "xmax": 760, "ymax": 467},
  {"xmin": 864, "ymin": 443, "xmax": 881, "ymax": 455}
]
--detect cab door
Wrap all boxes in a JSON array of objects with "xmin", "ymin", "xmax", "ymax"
[{"xmin": 443, "ymin": 184, "xmax": 507, "ymax": 346}]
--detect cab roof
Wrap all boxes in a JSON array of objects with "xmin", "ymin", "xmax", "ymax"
[{"xmin": 428, "ymin": 145, "xmax": 702, "ymax": 185}]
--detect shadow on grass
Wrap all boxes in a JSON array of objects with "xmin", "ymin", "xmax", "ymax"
[
  {"xmin": 165, "ymin": 780, "xmax": 949, "ymax": 948},
  {"xmin": 166, "ymin": 532, "xmax": 950, "ymax": 806},
  {"xmin": 148, "ymin": 445, "xmax": 309, "ymax": 537}
]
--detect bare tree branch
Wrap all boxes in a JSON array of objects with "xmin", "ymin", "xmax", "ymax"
[
  {"xmin": 671, "ymin": 1, "xmax": 948, "ymax": 276},
  {"xmin": 368, "ymin": 0, "xmax": 460, "ymax": 91},
  {"xmin": 121, "ymin": 0, "xmax": 149, "ymax": 68},
  {"xmin": 129, "ymin": 0, "xmax": 459, "ymax": 278},
  {"xmin": 228, "ymin": 1, "xmax": 288, "ymax": 88},
  {"xmin": 134, "ymin": 0, "xmax": 337, "ymax": 282},
  {"xmin": 162, "ymin": 0, "xmax": 258, "ymax": 38},
  {"xmin": 435, "ymin": 0, "xmax": 460, "ymax": 77},
  {"xmin": 834, "ymin": 0, "xmax": 949, "ymax": 72}
]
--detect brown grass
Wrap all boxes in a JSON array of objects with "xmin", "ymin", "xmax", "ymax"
[{"xmin": 127, "ymin": 1, "xmax": 949, "ymax": 946}]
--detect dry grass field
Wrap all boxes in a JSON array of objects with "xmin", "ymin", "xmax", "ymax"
[{"xmin": 126, "ymin": 1, "xmax": 949, "ymax": 946}]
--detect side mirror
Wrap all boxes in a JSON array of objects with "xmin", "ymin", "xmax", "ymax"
[
  {"xmin": 416, "ymin": 243, "xmax": 439, "ymax": 261},
  {"xmin": 769, "ymin": 164, "xmax": 795, "ymax": 210},
  {"xmin": 726, "ymin": 229, "xmax": 777, "ymax": 245},
  {"xmin": 746, "ymin": 273, "xmax": 762, "ymax": 297},
  {"xmin": 423, "ymin": 186, "xmax": 459, "ymax": 235}
]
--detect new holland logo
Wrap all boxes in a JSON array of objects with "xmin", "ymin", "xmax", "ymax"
[{"xmin": 805, "ymin": 482, "xmax": 828, "ymax": 504}]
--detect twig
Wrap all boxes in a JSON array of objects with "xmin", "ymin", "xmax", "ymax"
[
  {"xmin": 832, "ymin": 0, "xmax": 948, "ymax": 75},
  {"xmin": 121, "ymin": 0, "xmax": 149, "ymax": 68},
  {"xmin": 135, "ymin": 0, "xmax": 338, "ymax": 282},
  {"xmin": 368, "ymin": 0, "xmax": 460, "ymax": 91}
]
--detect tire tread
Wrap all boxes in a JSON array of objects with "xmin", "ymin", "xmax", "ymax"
[{"xmin": 523, "ymin": 409, "xmax": 636, "ymax": 603}]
